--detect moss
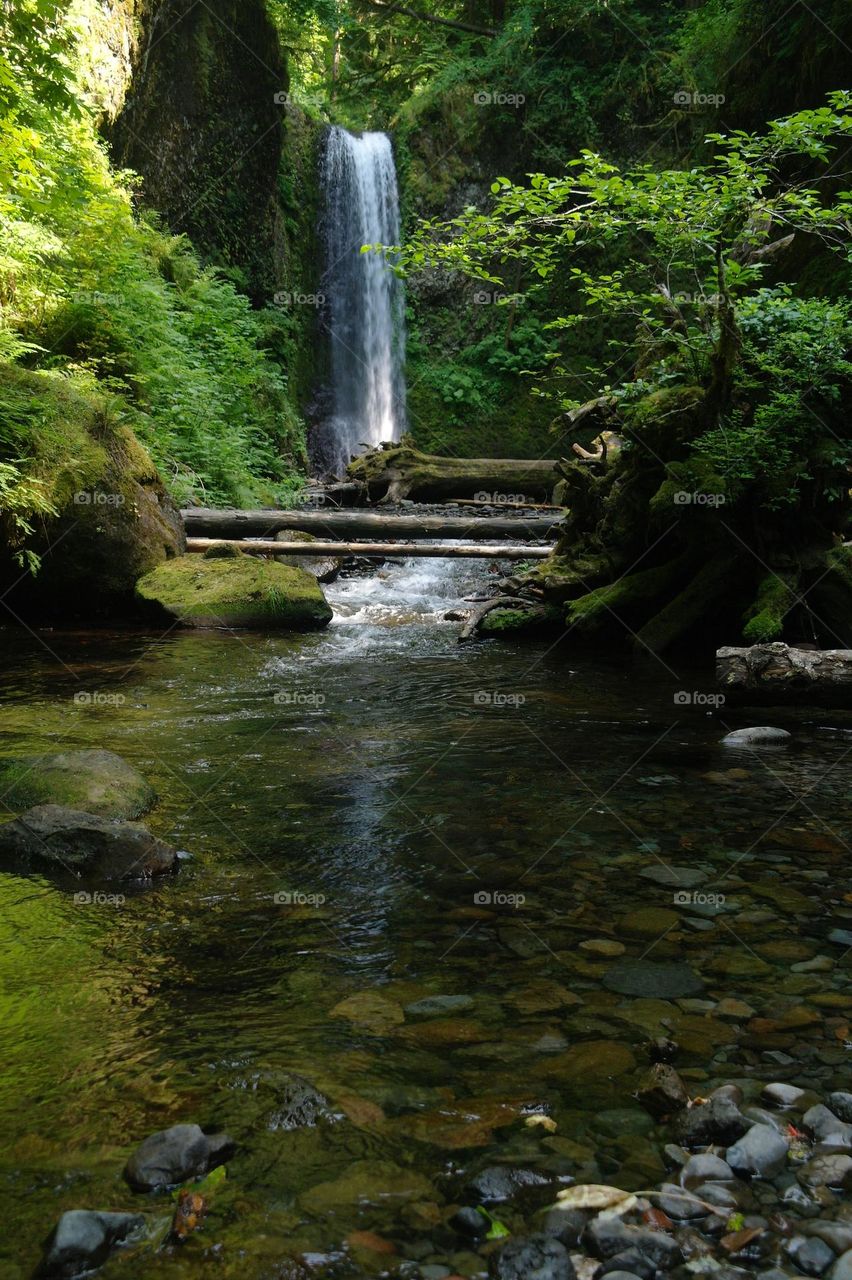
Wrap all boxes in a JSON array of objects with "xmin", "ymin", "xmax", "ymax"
[
  {"xmin": 203, "ymin": 542, "xmax": 245, "ymax": 559},
  {"xmin": 479, "ymin": 604, "xmax": 560, "ymax": 635},
  {"xmin": 0, "ymin": 365, "xmax": 184, "ymax": 618},
  {"xmin": 637, "ymin": 555, "xmax": 740, "ymax": 653},
  {"xmin": 566, "ymin": 557, "xmax": 689, "ymax": 636},
  {"xmin": 800, "ymin": 544, "xmax": 852, "ymax": 647},
  {"xmin": 623, "ymin": 385, "xmax": 706, "ymax": 454},
  {"xmin": 0, "ymin": 749, "xmax": 155, "ymax": 819},
  {"xmin": 742, "ymin": 572, "xmax": 798, "ymax": 643},
  {"xmin": 136, "ymin": 553, "xmax": 333, "ymax": 630}
]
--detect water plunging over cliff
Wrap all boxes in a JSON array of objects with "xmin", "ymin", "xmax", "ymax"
[{"xmin": 318, "ymin": 126, "xmax": 406, "ymax": 476}]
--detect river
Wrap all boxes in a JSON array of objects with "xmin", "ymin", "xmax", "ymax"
[{"xmin": 1, "ymin": 556, "xmax": 850, "ymax": 1277}]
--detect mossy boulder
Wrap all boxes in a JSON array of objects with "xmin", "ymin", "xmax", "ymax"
[
  {"xmin": 0, "ymin": 750, "xmax": 155, "ymax": 819},
  {"xmin": 0, "ymin": 365, "xmax": 184, "ymax": 621},
  {"xmin": 136, "ymin": 551, "xmax": 333, "ymax": 629}
]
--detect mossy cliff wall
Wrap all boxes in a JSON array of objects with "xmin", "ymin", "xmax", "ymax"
[{"xmin": 106, "ymin": 0, "xmax": 289, "ymax": 303}]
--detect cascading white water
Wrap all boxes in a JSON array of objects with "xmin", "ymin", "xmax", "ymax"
[{"xmin": 319, "ymin": 126, "xmax": 406, "ymax": 476}]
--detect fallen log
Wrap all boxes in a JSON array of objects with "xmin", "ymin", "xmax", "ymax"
[
  {"xmin": 346, "ymin": 440, "xmax": 560, "ymax": 503},
  {"xmin": 181, "ymin": 508, "xmax": 562, "ymax": 541},
  {"xmin": 186, "ymin": 538, "xmax": 552, "ymax": 560},
  {"xmin": 717, "ymin": 642, "xmax": 852, "ymax": 707}
]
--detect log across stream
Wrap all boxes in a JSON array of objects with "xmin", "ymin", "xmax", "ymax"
[
  {"xmin": 181, "ymin": 508, "xmax": 563, "ymax": 542},
  {"xmin": 186, "ymin": 537, "xmax": 552, "ymax": 560}
]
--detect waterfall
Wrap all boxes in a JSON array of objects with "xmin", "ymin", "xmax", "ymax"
[{"xmin": 318, "ymin": 126, "xmax": 406, "ymax": 476}]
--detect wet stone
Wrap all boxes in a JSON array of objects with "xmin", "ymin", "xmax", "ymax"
[
  {"xmin": 639, "ymin": 866, "xmax": 708, "ymax": 889},
  {"xmin": 603, "ymin": 960, "xmax": 704, "ymax": 999},
  {"xmin": 36, "ymin": 1211, "xmax": 144, "ymax": 1279},
  {"xmin": 803, "ymin": 1105, "xmax": 852, "ymax": 1146},
  {"xmin": 785, "ymin": 1236, "xmax": 836, "ymax": 1276},
  {"xmin": 597, "ymin": 1252, "xmax": 657, "ymax": 1280},
  {"xmin": 585, "ymin": 1217, "xmax": 682, "ymax": 1269},
  {"xmin": 405, "ymin": 994, "xmax": 475, "ymax": 1018},
  {"xmin": 829, "ymin": 1252, "xmax": 852, "ymax": 1280},
  {"xmin": 677, "ymin": 1092, "xmax": 751, "ymax": 1147},
  {"xmin": 654, "ymin": 1182, "xmax": 706, "ymax": 1219},
  {"xmin": 798, "ymin": 1155, "xmax": 852, "ymax": 1190},
  {"xmin": 466, "ymin": 1165, "xmax": 552, "ymax": 1203},
  {"xmin": 828, "ymin": 1094, "xmax": 852, "ymax": 1124},
  {"xmin": 451, "ymin": 1207, "xmax": 488, "ymax": 1239},
  {"xmin": 124, "ymin": 1123, "xmax": 234, "ymax": 1191},
  {"xmin": 721, "ymin": 727, "xmax": 792, "ymax": 746},
  {"xmin": 761, "ymin": 1083, "xmax": 806, "ymax": 1109},
  {"xmin": 540, "ymin": 1206, "xmax": 589, "ymax": 1246},
  {"xmin": 680, "ymin": 1153, "xmax": 735, "ymax": 1188},
  {"xmin": 637, "ymin": 1064, "xmax": 689, "ymax": 1119},
  {"xmin": 490, "ymin": 1234, "xmax": 575, "ymax": 1280},
  {"xmin": 727, "ymin": 1124, "xmax": 789, "ymax": 1178}
]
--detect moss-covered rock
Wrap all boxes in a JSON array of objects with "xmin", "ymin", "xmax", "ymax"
[
  {"xmin": 742, "ymin": 572, "xmax": 798, "ymax": 643},
  {"xmin": 0, "ymin": 365, "xmax": 184, "ymax": 621},
  {"xmin": 0, "ymin": 750, "xmax": 155, "ymax": 819},
  {"xmin": 479, "ymin": 603, "xmax": 560, "ymax": 636},
  {"xmin": 136, "ymin": 551, "xmax": 332, "ymax": 629}
]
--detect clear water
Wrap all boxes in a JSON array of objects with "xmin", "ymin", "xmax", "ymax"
[
  {"xmin": 318, "ymin": 127, "xmax": 406, "ymax": 476},
  {"xmin": 1, "ymin": 558, "xmax": 851, "ymax": 1277}
]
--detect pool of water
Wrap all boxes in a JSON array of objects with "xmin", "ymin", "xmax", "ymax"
[{"xmin": 1, "ymin": 558, "xmax": 850, "ymax": 1277}]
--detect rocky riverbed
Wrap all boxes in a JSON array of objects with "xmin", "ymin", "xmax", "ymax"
[{"xmin": 35, "ymin": 1076, "xmax": 852, "ymax": 1279}]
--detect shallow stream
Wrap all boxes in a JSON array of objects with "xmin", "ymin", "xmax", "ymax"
[{"xmin": 1, "ymin": 557, "xmax": 850, "ymax": 1278}]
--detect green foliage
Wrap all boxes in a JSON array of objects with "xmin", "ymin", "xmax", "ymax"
[
  {"xmin": 693, "ymin": 290, "xmax": 852, "ymax": 508},
  {"xmin": 400, "ymin": 94, "xmax": 852, "ymax": 509},
  {"xmin": 0, "ymin": 0, "xmax": 307, "ymax": 533}
]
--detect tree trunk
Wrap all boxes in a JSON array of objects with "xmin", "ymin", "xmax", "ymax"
[
  {"xmin": 717, "ymin": 641, "xmax": 852, "ymax": 707},
  {"xmin": 187, "ymin": 538, "xmax": 551, "ymax": 560},
  {"xmin": 346, "ymin": 441, "xmax": 560, "ymax": 502},
  {"xmin": 181, "ymin": 509, "xmax": 562, "ymax": 541}
]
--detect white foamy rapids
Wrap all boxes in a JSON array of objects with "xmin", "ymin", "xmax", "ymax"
[{"xmin": 320, "ymin": 549, "xmax": 496, "ymax": 653}]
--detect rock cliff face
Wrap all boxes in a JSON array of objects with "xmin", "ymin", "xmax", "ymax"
[{"xmin": 106, "ymin": 0, "xmax": 289, "ymax": 302}]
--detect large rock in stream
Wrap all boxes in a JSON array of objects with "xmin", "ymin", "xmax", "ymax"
[
  {"xmin": 136, "ymin": 547, "xmax": 332, "ymax": 630},
  {"xmin": 0, "ymin": 749, "xmax": 155, "ymax": 819},
  {"xmin": 0, "ymin": 805, "xmax": 178, "ymax": 880},
  {"xmin": 124, "ymin": 1123, "xmax": 235, "ymax": 1191},
  {"xmin": 36, "ymin": 1210, "xmax": 144, "ymax": 1279}
]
